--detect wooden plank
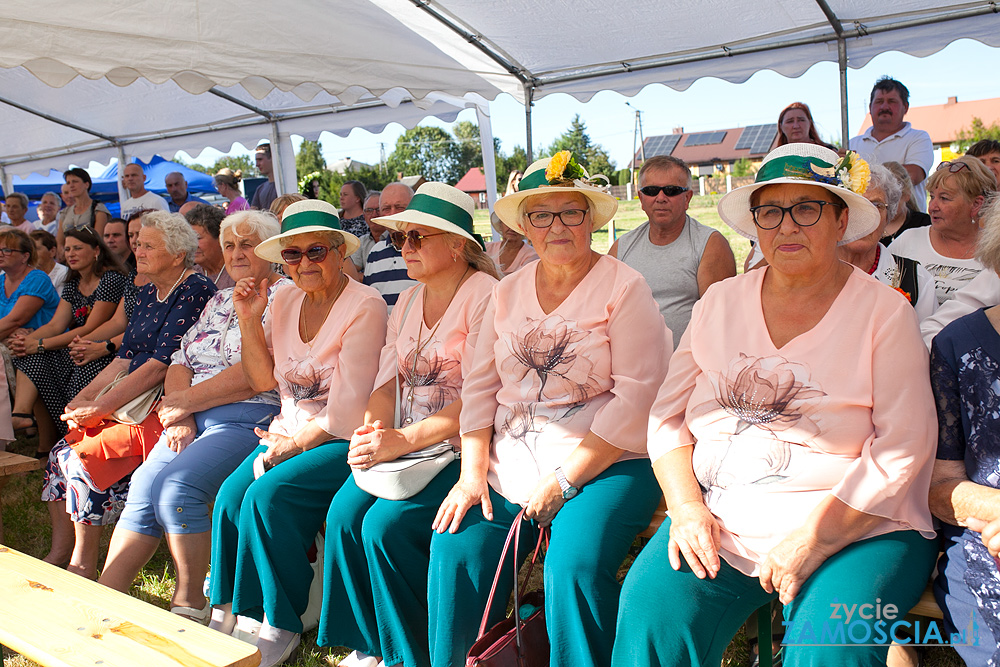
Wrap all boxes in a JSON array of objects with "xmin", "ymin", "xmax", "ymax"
[
  {"xmin": 0, "ymin": 547, "xmax": 259, "ymax": 667},
  {"xmin": 0, "ymin": 451, "xmax": 43, "ymax": 477},
  {"xmin": 638, "ymin": 497, "xmax": 667, "ymax": 539},
  {"xmin": 909, "ymin": 585, "xmax": 943, "ymax": 620}
]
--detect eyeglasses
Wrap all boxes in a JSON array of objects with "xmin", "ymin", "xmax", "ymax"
[
  {"xmin": 0, "ymin": 248, "xmax": 27, "ymax": 256},
  {"xmin": 936, "ymin": 161, "xmax": 970, "ymax": 174},
  {"xmin": 379, "ymin": 204, "xmax": 408, "ymax": 215},
  {"xmin": 870, "ymin": 201, "xmax": 889, "ymax": 213},
  {"xmin": 280, "ymin": 244, "xmax": 330, "ymax": 265},
  {"xmin": 363, "ymin": 207, "xmax": 380, "ymax": 214},
  {"xmin": 389, "ymin": 230, "xmax": 447, "ymax": 251},
  {"xmin": 525, "ymin": 209, "xmax": 588, "ymax": 228},
  {"xmin": 639, "ymin": 185, "xmax": 690, "ymax": 198},
  {"xmin": 750, "ymin": 200, "xmax": 844, "ymax": 230}
]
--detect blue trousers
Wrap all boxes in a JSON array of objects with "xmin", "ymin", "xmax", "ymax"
[
  {"xmin": 117, "ymin": 402, "xmax": 277, "ymax": 536},
  {"xmin": 612, "ymin": 518, "xmax": 938, "ymax": 667},
  {"xmin": 427, "ymin": 459, "xmax": 660, "ymax": 667},
  {"xmin": 210, "ymin": 439, "xmax": 350, "ymax": 633}
]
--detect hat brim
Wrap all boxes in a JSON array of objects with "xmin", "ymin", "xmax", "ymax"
[
  {"xmin": 254, "ymin": 225, "xmax": 360, "ymax": 264},
  {"xmin": 374, "ymin": 209, "xmax": 479, "ymax": 246},
  {"xmin": 493, "ymin": 185, "xmax": 619, "ymax": 234},
  {"xmin": 717, "ymin": 179, "xmax": 880, "ymax": 245}
]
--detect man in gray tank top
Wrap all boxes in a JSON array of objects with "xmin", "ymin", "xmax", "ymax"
[{"xmin": 609, "ymin": 156, "xmax": 736, "ymax": 347}]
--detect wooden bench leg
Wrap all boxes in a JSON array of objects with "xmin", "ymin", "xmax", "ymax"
[{"xmin": 757, "ymin": 603, "xmax": 773, "ymax": 667}]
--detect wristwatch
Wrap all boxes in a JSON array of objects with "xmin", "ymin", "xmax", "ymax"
[
  {"xmin": 36, "ymin": 339, "xmax": 45, "ymax": 354},
  {"xmin": 104, "ymin": 340, "xmax": 117, "ymax": 355},
  {"xmin": 553, "ymin": 466, "xmax": 579, "ymax": 500}
]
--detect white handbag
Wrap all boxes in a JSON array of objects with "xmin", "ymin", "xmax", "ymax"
[{"xmin": 352, "ymin": 288, "xmax": 459, "ymax": 500}]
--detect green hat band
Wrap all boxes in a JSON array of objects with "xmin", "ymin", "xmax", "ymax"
[
  {"xmin": 281, "ymin": 210, "xmax": 343, "ymax": 233},
  {"xmin": 518, "ymin": 168, "xmax": 548, "ymax": 191},
  {"xmin": 755, "ymin": 156, "xmax": 836, "ymax": 186},
  {"xmin": 407, "ymin": 193, "xmax": 474, "ymax": 232}
]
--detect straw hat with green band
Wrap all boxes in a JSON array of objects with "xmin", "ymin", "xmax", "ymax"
[
  {"xmin": 717, "ymin": 143, "xmax": 880, "ymax": 245},
  {"xmin": 494, "ymin": 151, "xmax": 618, "ymax": 234},
  {"xmin": 255, "ymin": 199, "xmax": 360, "ymax": 264},
  {"xmin": 374, "ymin": 182, "xmax": 486, "ymax": 250}
]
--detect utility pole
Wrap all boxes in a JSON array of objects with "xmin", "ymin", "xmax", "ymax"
[
  {"xmin": 626, "ymin": 102, "xmax": 645, "ymax": 199},
  {"xmin": 379, "ymin": 142, "xmax": 386, "ymax": 172}
]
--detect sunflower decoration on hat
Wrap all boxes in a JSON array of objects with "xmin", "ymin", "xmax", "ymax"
[{"xmin": 494, "ymin": 150, "xmax": 619, "ymax": 234}]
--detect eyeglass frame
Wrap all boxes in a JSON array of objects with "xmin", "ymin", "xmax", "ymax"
[
  {"xmin": 524, "ymin": 208, "xmax": 590, "ymax": 228},
  {"xmin": 936, "ymin": 161, "xmax": 970, "ymax": 174},
  {"xmin": 749, "ymin": 200, "xmax": 845, "ymax": 230},
  {"xmin": 0, "ymin": 247, "xmax": 28, "ymax": 256},
  {"xmin": 389, "ymin": 230, "xmax": 448, "ymax": 251},
  {"xmin": 280, "ymin": 244, "xmax": 331, "ymax": 265}
]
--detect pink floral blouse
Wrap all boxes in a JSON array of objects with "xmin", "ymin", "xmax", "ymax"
[
  {"xmin": 266, "ymin": 279, "xmax": 387, "ymax": 440},
  {"xmin": 461, "ymin": 255, "xmax": 672, "ymax": 505},
  {"xmin": 647, "ymin": 266, "xmax": 937, "ymax": 575},
  {"xmin": 375, "ymin": 271, "xmax": 497, "ymax": 444}
]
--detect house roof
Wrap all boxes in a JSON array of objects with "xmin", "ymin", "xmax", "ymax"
[
  {"xmin": 632, "ymin": 124, "xmax": 779, "ymax": 168},
  {"xmin": 455, "ymin": 167, "xmax": 487, "ymax": 192},
  {"xmin": 856, "ymin": 96, "xmax": 1000, "ymax": 145}
]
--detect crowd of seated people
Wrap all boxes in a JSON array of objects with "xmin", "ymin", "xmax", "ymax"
[{"xmin": 5, "ymin": 102, "xmax": 1000, "ymax": 667}]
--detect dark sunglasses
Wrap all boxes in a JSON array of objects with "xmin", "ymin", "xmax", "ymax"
[
  {"xmin": 389, "ymin": 230, "xmax": 447, "ymax": 251},
  {"xmin": 936, "ymin": 161, "xmax": 970, "ymax": 174},
  {"xmin": 280, "ymin": 244, "xmax": 329, "ymax": 265},
  {"xmin": 639, "ymin": 185, "xmax": 690, "ymax": 198}
]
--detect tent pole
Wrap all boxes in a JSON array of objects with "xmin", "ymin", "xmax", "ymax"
[
  {"xmin": 271, "ymin": 122, "xmax": 296, "ymax": 197},
  {"xmin": 476, "ymin": 104, "xmax": 499, "ymax": 219},
  {"xmin": 838, "ymin": 38, "xmax": 850, "ymax": 148},
  {"xmin": 525, "ymin": 85, "xmax": 534, "ymax": 164},
  {"xmin": 116, "ymin": 146, "xmax": 130, "ymax": 209},
  {"xmin": 0, "ymin": 165, "xmax": 11, "ymax": 201}
]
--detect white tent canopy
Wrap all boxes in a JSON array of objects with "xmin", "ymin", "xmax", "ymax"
[{"xmin": 2, "ymin": 0, "xmax": 998, "ymax": 200}]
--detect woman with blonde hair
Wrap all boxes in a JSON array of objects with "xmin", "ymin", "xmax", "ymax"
[{"xmin": 215, "ymin": 169, "xmax": 250, "ymax": 215}]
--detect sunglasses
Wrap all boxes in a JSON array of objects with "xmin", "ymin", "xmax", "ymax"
[
  {"xmin": 639, "ymin": 185, "xmax": 690, "ymax": 198},
  {"xmin": 936, "ymin": 161, "xmax": 970, "ymax": 174},
  {"xmin": 280, "ymin": 244, "xmax": 330, "ymax": 265},
  {"xmin": 389, "ymin": 230, "xmax": 448, "ymax": 251}
]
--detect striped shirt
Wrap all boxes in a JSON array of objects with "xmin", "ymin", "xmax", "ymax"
[{"xmin": 363, "ymin": 239, "xmax": 415, "ymax": 312}]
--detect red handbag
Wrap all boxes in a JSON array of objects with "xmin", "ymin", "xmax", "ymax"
[{"xmin": 466, "ymin": 509, "xmax": 549, "ymax": 667}]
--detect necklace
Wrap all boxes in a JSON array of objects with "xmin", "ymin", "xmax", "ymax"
[
  {"xmin": 301, "ymin": 273, "xmax": 348, "ymax": 343},
  {"xmin": 156, "ymin": 269, "xmax": 188, "ymax": 303},
  {"xmin": 867, "ymin": 245, "xmax": 881, "ymax": 275}
]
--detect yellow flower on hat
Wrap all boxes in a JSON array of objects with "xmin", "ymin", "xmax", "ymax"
[
  {"xmin": 546, "ymin": 151, "xmax": 572, "ymax": 182},
  {"xmin": 835, "ymin": 151, "xmax": 870, "ymax": 195}
]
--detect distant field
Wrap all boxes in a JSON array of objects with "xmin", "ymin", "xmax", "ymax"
[{"xmin": 473, "ymin": 194, "xmax": 752, "ymax": 272}]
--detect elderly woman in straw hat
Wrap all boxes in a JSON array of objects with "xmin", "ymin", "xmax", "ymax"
[
  {"xmin": 315, "ymin": 183, "xmax": 501, "ymax": 667},
  {"xmin": 206, "ymin": 200, "xmax": 387, "ymax": 667},
  {"xmin": 612, "ymin": 144, "xmax": 939, "ymax": 667},
  {"xmin": 426, "ymin": 152, "xmax": 671, "ymax": 667}
]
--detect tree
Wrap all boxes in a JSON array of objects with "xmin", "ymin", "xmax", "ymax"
[
  {"xmin": 387, "ymin": 126, "xmax": 461, "ymax": 184},
  {"xmin": 546, "ymin": 115, "xmax": 616, "ymax": 178},
  {"xmin": 731, "ymin": 158, "xmax": 754, "ymax": 177},
  {"xmin": 955, "ymin": 117, "xmax": 1000, "ymax": 153},
  {"xmin": 296, "ymin": 139, "xmax": 326, "ymax": 179},
  {"xmin": 497, "ymin": 145, "xmax": 528, "ymax": 192},
  {"xmin": 213, "ymin": 155, "xmax": 258, "ymax": 178}
]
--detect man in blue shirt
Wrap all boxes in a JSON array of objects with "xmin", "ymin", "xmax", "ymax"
[
  {"xmin": 165, "ymin": 172, "xmax": 208, "ymax": 213},
  {"xmin": 363, "ymin": 182, "xmax": 416, "ymax": 312}
]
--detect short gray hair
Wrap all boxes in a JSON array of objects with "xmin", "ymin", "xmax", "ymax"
[
  {"xmin": 867, "ymin": 163, "xmax": 903, "ymax": 220},
  {"xmin": 976, "ymin": 195, "xmax": 1000, "ymax": 275},
  {"xmin": 5, "ymin": 192, "xmax": 28, "ymax": 209},
  {"xmin": 41, "ymin": 191, "xmax": 61, "ymax": 205},
  {"xmin": 141, "ymin": 210, "xmax": 199, "ymax": 267},
  {"xmin": 220, "ymin": 210, "xmax": 281, "ymax": 248}
]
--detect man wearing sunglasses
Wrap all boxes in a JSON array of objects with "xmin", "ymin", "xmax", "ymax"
[
  {"xmin": 609, "ymin": 155, "xmax": 735, "ymax": 348},
  {"xmin": 361, "ymin": 182, "xmax": 416, "ymax": 311}
]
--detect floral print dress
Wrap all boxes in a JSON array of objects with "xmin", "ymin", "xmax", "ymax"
[
  {"xmin": 460, "ymin": 256, "xmax": 671, "ymax": 505},
  {"xmin": 931, "ymin": 308, "xmax": 1000, "ymax": 667},
  {"xmin": 647, "ymin": 266, "xmax": 937, "ymax": 575}
]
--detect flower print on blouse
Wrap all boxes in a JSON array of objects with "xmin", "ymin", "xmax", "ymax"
[
  {"xmin": 399, "ymin": 343, "xmax": 460, "ymax": 425},
  {"xmin": 283, "ymin": 356, "xmax": 334, "ymax": 408},
  {"xmin": 696, "ymin": 354, "xmax": 827, "ymax": 497}
]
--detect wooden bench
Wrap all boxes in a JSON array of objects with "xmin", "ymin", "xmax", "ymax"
[
  {"xmin": 0, "ymin": 450, "xmax": 44, "ymax": 543},
  {"xmin": 0, "ymin": 546, "xmax": 260, "ymax": 667}
]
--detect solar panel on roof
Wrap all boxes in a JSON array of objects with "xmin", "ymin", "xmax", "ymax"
[
  {"xmin": 735, "ymin": 124, "xmax": 778, "ymax": 155},
  {"xmin": 640, "ymin": 134, "xmax": 681, "ymax": 158},
  {"xmin": 685, "ymin": 131, "xmax": 727, "ymax": 147}
]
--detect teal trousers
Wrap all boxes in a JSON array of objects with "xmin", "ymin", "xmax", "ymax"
[
  {"xmin": 611, "ymin": 518, "xmax": 938, "ymax": 667},
  {"xmin": 318, "ymin": 460, "xmax": 461, "ymax": 667},
  {"xmin": 427, "ymin": 459, "xmax": 660, "ymax": 667},
  {"xmin": 210, "ymin": 439, "xmax": 350, "ymax": 633}
]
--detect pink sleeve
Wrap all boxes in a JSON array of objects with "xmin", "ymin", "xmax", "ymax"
[
  {"xmin": 590, "ymin": 275, "xmax": 672, "ymax": 453},
  {"xmin": 832, "ymin": 298, "xmax": 936, "ymax": 529},
  {"xmin": 646, "ymin": 306, "xmax": 703, "ymax": 463},
  {"xmin": 314, "ymin": 296, "xmax": 388, "ymax": 439},
  {"xmin": 458, "ymin": 282, "xmax": 493, "ymax": 382},
  {"xmin": 459, "ymin": 289, "xmax": 502, "ymax": 435}
]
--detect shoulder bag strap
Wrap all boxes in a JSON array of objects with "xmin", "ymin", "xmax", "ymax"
[{"xmin": 394, "ymin": 286, "xmax": 423, "ymax": 429}]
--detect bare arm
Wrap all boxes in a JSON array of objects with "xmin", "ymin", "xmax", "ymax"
[
  {"xmin": 697, "ymin": 231, "xmax": 737, "ymax": 296},
  {"xmin": 607, "ymin": 238, "xmax": 620, "ymax": 258},
  {"xmin": 25, "ymin": 299, "xmax": 117, "ymax": 350},
  {"xmin": 929, "ymin": 458, "xmax": 1000, "ymax": 527},
  {"xmin": 82, "ymin": 296, "xmax": 127, "ymax": 342},
  {"xmin": 434, "ymin": 426, "xmax": 494, "ymax": 533},
  {"xmin": 234, "ymin": 277, "xmax": 277, "ymax": 392},
  {"xmin": 904, "ymin": 163, "xmax": 927, "ymax": 186},
  {"xmin": 653, "ymin": 446, "xmax": 722, "ymax": 579},
  {"xmin": 157, "ymin": 362, "xmax": 258, "ymax": 427},
  {"xmin": 0, "ymin": 295, "xmax": 45, "ymax": 340},
  {"xmin": 94, "ymin": 209, "xmax": 110, "ymax": 236}
]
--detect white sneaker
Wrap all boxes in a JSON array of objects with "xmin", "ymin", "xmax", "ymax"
[{"xmin": 338, "ymin": 650, "xmax": 382, "ymax": 667}]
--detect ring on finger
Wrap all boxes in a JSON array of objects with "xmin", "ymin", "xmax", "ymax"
[{"xmin": 367, "ymin": 452, "xmax": 374, "ymax": 465}]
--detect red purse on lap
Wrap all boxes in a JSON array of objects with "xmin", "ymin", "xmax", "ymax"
[{"xmin": 466, "ymin": 509, "xmax": 549, "ymax": 667}]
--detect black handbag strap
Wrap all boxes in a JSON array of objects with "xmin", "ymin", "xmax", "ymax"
[{"xmin": 475, "ymin": 509, "xmax": 548, "ymax": 643}]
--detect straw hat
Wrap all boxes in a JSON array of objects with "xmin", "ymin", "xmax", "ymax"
[
  {"xmin": 254, "ymin": 199, "xmax": 360, "ymax": 264},
  {"xmin": 374, "ymin": 182, "xmax": 485, "ymax": 249},
  {"xmin": 717, "ymin": 143, "xmax": 879, "ymax": 245},
  {"xmin": 493, "ymin": 152, "xmax": 618, "ymax": 234}
]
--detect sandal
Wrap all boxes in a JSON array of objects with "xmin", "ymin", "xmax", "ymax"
[
  {"xmin": 12, "ymin": 412, "xmax": 37, "ymax": 436},
  {"xmin": 171, "ymin": 600, "xmax": 211, "ymax": 625}
]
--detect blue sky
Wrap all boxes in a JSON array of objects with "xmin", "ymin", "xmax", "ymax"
[{"xmin": 183, "ymin": 38, "xmax": 1000, "ymax": 173}]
